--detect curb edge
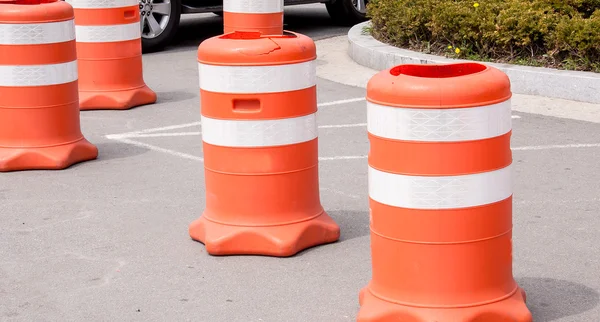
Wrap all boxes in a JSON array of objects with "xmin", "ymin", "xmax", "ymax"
[{"xmin": 348, "ymin": 21, "xmax": 600, "ymax": 104}]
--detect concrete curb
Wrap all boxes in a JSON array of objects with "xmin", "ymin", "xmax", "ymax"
[{"xmin": 348, "ymin": 21, "xmax": 600, "ymax": 104}]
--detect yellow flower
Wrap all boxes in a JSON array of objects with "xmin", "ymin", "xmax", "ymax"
[
  {"xmin": 455, "ymin": 48, "xmax": 461, "ymax": 54},
  {"xmin": 448, "ymin": 45, "xmax": 453, "ymax": 49},
  {"xmin": 473, "ymin": 2, "xmax": 479, "ymax": 7}
]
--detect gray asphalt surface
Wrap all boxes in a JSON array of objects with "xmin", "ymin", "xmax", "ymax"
[{"xmin": 1, "ymin": 4, "xmax": 600, "ymax": 322}]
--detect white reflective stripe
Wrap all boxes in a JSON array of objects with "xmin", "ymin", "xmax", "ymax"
[
  {"xmin": 75, "ymin": 22, "xmax": 141, "ymax": 43},
  {"xmin": 65, "ymin": 0, "xmax": 138, "ymax": 8},
  {"xmin": 367, "ymin": 100, "xmax": 512, "ymax": 142},
  {"xmin": 368, "ymin": 165, "xmax": 512, "ymax": 209},
  {"xmin": 0, "ymin": 20, "xmax": 75, "ymax": 45},
  {"xmin": 201, "ymin": 114, "xmax": 317, "ymax": 147},
  {"xmin": 0, "ymin": 61, "xmax": 78, "ymax": 87},
  {"xmin": 223, "ymin": 0, "xmax": 284, "ymax": 13},
  {"xmin": 198, "ymin": 61, "xmax": 316, "ymax": 94}
]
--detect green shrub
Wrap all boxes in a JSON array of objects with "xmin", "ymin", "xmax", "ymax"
[
  {"xmin": 541, "ymin": 0, "xmax": 600, "ymax": 17},
  {"xmin": 368, "ymin": 0, "xmax": 436, "ymax": 47},
  {"xmin": 367, "ymin": 0, "xmax": 600, "ymax": 72}
]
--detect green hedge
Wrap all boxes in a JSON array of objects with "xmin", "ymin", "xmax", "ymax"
[{"xmin": 367, "ymin": 0, "xmax": 600, "ymax": 72}]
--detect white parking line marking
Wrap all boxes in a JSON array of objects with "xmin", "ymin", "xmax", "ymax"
[
  {"xmin": 120, "ymin": 123, "xmax": 370, "ymax": 139},
  {"xmin": 105, "ymin": 134, "xmax": 600, "ymax": 164},
  {"xmin": 515, "ymin": 197, "xmax": 600, "ymax": 205},
  {"xmin": 109, "ymin": 116, "xmax": 521, "ymax": 139},
  {"xmin": 110, "ymin": 137, "xmax": 204, "ymax": 162},
  {"xmin": 105, "ymin": 122, "xmax": 203, "ymax": 139},
  {"xmin": 319, "ymin": 123, "xmax": 367, "ymax": 129},
  {"xmin": 318, "ymin": 155, "xmax": 367, "ymax": 161},
  {"xmin": 130, "ymin": 132, "xmax": 202, "ymax": 138},
  {"xmin": 102, "ymin": 97, "xmax": 528, "ymax": 163},
  {"xmin": 318, "ymin": 97, "xmax": 366, "ymax": 107},
  {"xmin": 137, "ymin": 121, "xmax": 202, "ymax": 134},
  {"xmin": 513, "ymin": 143, "xmax": 600, "ymax": 151},
  {"xmin": 105, "ymin": 99, "xmax": 369, "ymax": 139}
]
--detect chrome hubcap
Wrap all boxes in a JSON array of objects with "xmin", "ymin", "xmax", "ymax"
[
  {"xmin": 353, "ymin": 0, "xmax": 367, "ymax": 14},
  {"xmin": 140, "ymin": 0, "xmax": 171, "ymax": 39}
]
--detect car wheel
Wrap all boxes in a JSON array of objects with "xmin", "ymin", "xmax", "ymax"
[
  {"xmin": 140, "ymin": 0, "xmax": 181, "ymax": 52},
  {"xmin": 325, "ymin": 0, "xmax": 369, "ymax": 26}
]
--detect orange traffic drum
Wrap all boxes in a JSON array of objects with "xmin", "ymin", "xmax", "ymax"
[
  {"xmin": 358, "ymin": 63, "xmax": 532, "ymax": 321},
  {"xmin": 0, "ymin": 0, "xmax": 98, "ymax": 172},
  {"xmin": 66, "ymin": 0, "xmax": 156, "ymax": 110},
  {"xmin": 189, "ymin": 31, "xmax": 340, "ymax": 257},
  {"xmin": 223, "ymin": 0, "xmax": 284, "ymax": 35}
]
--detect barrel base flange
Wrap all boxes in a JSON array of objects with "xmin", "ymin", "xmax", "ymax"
[
  {"xmin": 0, "ymin": 138, "xmax": 98, "ymax": 172},
  {"xmin": 188, "ymin": 211, "xmax": 340, "ymax": 257},
  {"xmin": 357, "ymin": 285, "xmax": 532, "ymax": 322},
  {"xmin": 79, "ymin": 85, "xmax": 157, "ymax": 111}
]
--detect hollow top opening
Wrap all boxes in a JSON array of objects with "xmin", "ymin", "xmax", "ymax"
[
  {"xmin": 219, "ymin": 31, "xmax": 297, "ymax": 40},
  {"xmin": 390, "ymin": 63, "xmax": 487, "ymax": 78}
]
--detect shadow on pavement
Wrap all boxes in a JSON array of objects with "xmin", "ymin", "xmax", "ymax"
[{"xmin": 517, "ymin": 277, "xmax": 600, "ymax": 321}]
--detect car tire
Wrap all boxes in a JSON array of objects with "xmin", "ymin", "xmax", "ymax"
[
  {"xmin": 325, "ymin": 0, "xmax": 368, "ymax": 26},
  {"xmin": 141, "ymin": 0, "xmax": 181, "ymax": 53}
]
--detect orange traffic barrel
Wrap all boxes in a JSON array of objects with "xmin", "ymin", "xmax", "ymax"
[
  {"xmin": 0, "ymin": 0, "xmax": 98, "ymax": 172},
  {"xmin": 66, "ymin": 0, "xmax": 156, "ymax": 110},
  {"xmin": 223, "ymin": 0, "xmax": 284, "ymax": 35},
  {"xmin": 189, "ymin": 31, "xmax": 340, "ymax": 257},
  {"xmin": 358, "ymin": 63, "xmax": 532, "ymax": 321}
]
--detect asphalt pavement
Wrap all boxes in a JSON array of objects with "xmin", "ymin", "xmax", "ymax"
[{"xmin": 1, "ymin": 4, "xmax": 599, "ymax": 322}]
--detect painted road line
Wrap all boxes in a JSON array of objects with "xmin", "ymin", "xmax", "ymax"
[
  {"xmin": 103, "ymin": 99, "xmax": 372, "ymax": 139},
  {"xmin": 127, "ymin": 132, "xmax": 202, "ymax": 138},
  {"xmin": 104, "ymin": 134, "xmax": 600, "ymax": 163},
  {"xmin": 136, "ymin": 122, "xmax": 202, "ymax": 134},
  {"xmin": 110, "ymin": 137, "xmax": 204, "ymax": 162},
  {"xmin": 513, "ymin": 143, "xmax": 600, "ymax": 151},
  {"xmin": 318, "ymin": 97, "xmax": 366, "ymax": 107},
  {"xmin": 124, "ymin": 123, "xmax": 369, "ymax": 139},
  {"xmin": 319, "ymin": 123, "xmax": 367, "ymax": 129},
  {"xmin": 113, "ymin": 117, "xmax": 520, "ymax": 139}
]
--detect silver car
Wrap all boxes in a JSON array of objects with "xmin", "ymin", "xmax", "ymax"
[{"xmin": 139, "ymin": 0, "xmax": 369, "ymax": 51}]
